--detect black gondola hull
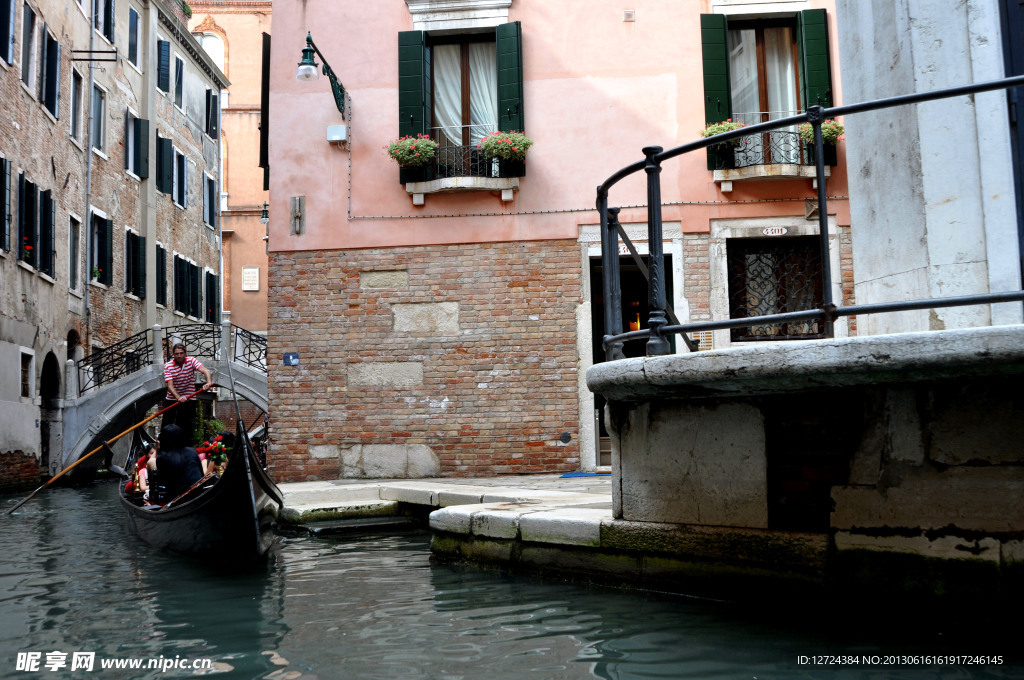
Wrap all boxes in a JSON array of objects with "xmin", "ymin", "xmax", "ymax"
[{"xmin": 119, "ymin": 438, "xmax": 282, "ymax": 559}]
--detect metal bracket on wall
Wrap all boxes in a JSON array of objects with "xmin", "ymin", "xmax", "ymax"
[{"xmin": 290, "ymin": 196, "xmax": 305, "ymax": 235}]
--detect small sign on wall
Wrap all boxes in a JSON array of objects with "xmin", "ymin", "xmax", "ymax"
[
  {"xmin": 762, "ymin": 227, "xmax": 788, "ymax": 237},
  {"xmin": 283, "ymin": 353, "xmax": 299, "ymax": 366},
  {"xmin": 242, "ymin": 267, "xmax": 260, "ymax": 291}
]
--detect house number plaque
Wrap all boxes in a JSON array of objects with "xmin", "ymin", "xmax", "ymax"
[{"xmin": 762, "ymin": 227, "xmax": 788, "ymax": 236}]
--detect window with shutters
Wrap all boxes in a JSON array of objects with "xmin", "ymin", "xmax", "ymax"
[
  {"xmin": 89, "ymin": 210, "xmax": 112, "ymax": 285},
  {"xmin": 1, "ymin": 0, "xmax": 14, "ymax": 66},
  {"xmin": 155, "ymin": 133, "xmax": 172, "ymax": 193},
  {"xmin": 94, "ymin": 0, "xmax": 114, "ymax": 43},
  {"xmin": 1, "ymin": 156, "xmax": 10, "ymax": 253},
  {"xmin": 205, "ymin": 270, "xmax": 219, "ymax": 323},
  {"xmin": 37, "ymin": 189, "xmax": 54, "ymax": 277},
  {"xmin": 124, "ymin": 228, "xmax": 145, "ymax": 297},
  {"xmin": 127, "ymin": 6, "xmax": 139, "ymax": 67},
  {"xmin": 70, "ymin": 70, "xmax": 83, "ymax": 141},
  {"xmin": 124, "ymin": 109, "xmax": 149, "ymax": 178},
  {"xmin": 700, "ymin": 10, "xmax": 834, "ymax": 172},
  {"xmin": 91, "ymin": 84, "xmax": 106, "ymax": 152},
  {"xmin": 397, "ymin": 22, "xmax": 524, "ymax": 189},
  {"xmin": 69, "ymin": 215, "xmax": 80, "ymax": 289},
  {"xmin": 38, "ymin": 25, "xmax": 59, "ymax": 117},
  {"xmin": 173, "ymin": 254, "xmax": 201, "ymax": 318},
  {"xmin": 203, "ymin": 173, "xmax": 216, "ymax": 227},
  {"xmin": 172, "ymin": 146, "xmax": 187, "ymax": 208},
  {"xmin": 174, "ymin": 54, "xmax": 184, "ymax": 110},
  {"xmin": 155, "ymin": 243, "xmax": 167, "ymax": 306},
  {"xmin": 20, "ymin": 2, "xmax": 34, "ymax": 87},
  {"xmin": 157, "ymin": 39, "xmax": 170, "ymax": 92},
  {"xmin": 204, "ymin": 88, "xmax": 219, "ymax": 139},
  {"xmin": 17, "ymin": 173, "xmax": 37, "ymax": 267}
]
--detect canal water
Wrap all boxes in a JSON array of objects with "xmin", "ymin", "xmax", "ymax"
[{"xmin": 2, "ymin": 482, "xmax": 1022, "ymax": 680}]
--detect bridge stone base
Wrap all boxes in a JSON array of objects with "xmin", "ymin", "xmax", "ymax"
[{"xmin": 587, "ymin": 325, "xmax": 1024, "ymax": 601}]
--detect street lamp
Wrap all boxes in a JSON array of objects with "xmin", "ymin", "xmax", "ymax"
[
  {"xmin": 259, "ymin": 202, "xmax": 269, "ymax": 225},
  {"xmin": 296, "ymin": 32, "xmax": 346, "ymax": 119}
]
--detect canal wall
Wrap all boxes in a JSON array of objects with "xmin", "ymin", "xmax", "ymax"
[{"xmin": 586, "ymin": 325, "xmax": 1024, "ymax": 600}]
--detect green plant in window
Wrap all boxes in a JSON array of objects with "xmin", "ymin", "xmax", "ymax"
[
  {"xmin": 478, "ymin": 131, "xmax": 533, "ymax": 162},
  {"xmin": 181, "ymin": 1, "xmax": 192, "ymax": 18},
  {"xmin": 384, "ymin": 134, "xmax": 439, "ymax": 167},
  {"xmin": 91, "ymin": 266, "xmax": 102, "ymax": 280},
  {"xmin": 799, "ymin": 118, "xmax": 844, "ymax": 144},
  {"xmin": 699, "ymin": 119, "xmax": 747, "ymax": 147}
]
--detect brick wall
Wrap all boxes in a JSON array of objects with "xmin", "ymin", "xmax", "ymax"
[
  {"xmin": 0, "ymin": 451, "xmax": 43, "ymax": 492},
  {"xmin": 267, "ymin": 240, "xmax": 583, "ymax": 481}
]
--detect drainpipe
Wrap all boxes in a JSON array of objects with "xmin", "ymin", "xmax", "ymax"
[{"xmin": 82, "ymin": 0, "xmax": 98, "ymax": 353}]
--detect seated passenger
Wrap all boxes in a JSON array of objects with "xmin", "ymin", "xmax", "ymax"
[{"xmin": 148, "ymin": 424, "xmax": 203, "ymax": 503}]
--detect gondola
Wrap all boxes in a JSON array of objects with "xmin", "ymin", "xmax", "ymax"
[{"xmin": 118, "ymin": 422, "xmax": 283, "ymax": 560}]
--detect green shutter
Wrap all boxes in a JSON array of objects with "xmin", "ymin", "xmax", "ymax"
[
  {"xmin": 1, "ymin": 159, "xmax": 9, "ymax": 251},
  {"xmin": 157, "ymin": 136, "xmax": 172, "ymax": 193},
  {"xmin": 137, "ymin": 235, "xmax": 146, "ymax": 298},
  {"xmin": 102, "ymin": 217, "xmax": 113, "ymax": 285},
  {"xmin": 701, "ymin": 14, "xmax": 732, "ymax": 171},
  {"xmin": 158, "ymin": 40, "xmax": 170, "ymax": 92},
  {"xmin": 797, "ymin": 9, "xmax": 833, "ymax": 110},
  {"xmin": 136, "ymin": 118, "xmax": 149, "ymax": 179},
  {"xmin": 700, "ymin": 14, "xmax": 731, "ymax": 125},
  {"xmin": 398, "ymin": 31, "xmax": 429, "ymax": 137},
  {"xmin": 496, "ymin": 21, "xmax": 524, "ymax": 132}
]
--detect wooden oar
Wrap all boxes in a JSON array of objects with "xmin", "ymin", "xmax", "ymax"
[
  {"xmin": 6, "ymin": 384, "xmax": 216, "ymax": 515},
  {"xmin": 163, "ymin": 471, "xmax": 217, "ymax": 508}
]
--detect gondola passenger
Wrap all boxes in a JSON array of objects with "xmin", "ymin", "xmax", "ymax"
[{"xmin": 148, "ymin": 424, "xmax": 204, "ymax": 503}]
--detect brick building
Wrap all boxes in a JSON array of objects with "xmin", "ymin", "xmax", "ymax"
[
  {"xmin": 265, "ymin": 0, "xmax": 853, "ymax": 481},
  {"xmin": 0, "ymin": 0, "xmax": 226, "ymax": 489}
]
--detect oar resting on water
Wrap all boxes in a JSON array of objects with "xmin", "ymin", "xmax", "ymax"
[{"xmin": 6, "ymin": 385, "xmax": 217, "ymax": 515}]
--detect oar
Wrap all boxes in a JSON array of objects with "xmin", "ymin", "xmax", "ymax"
[
  {"xmin": 6, "ymin": 384, "xmax": 217, "ymax": 515},
  {"xmin": 163, "ymin": 471, "xmax": 217, "ymax": 508}
]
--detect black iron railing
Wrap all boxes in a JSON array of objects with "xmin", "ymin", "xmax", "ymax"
[
  {"xmin": 597, "ymin": 75, "xmax": 1024, "ymax": 360},
  {"xmin": 233, "ymin": 325, "xmax": 267, "ymax": 372},
  {"xmin": 77, "ymin": 329, "xmax": 154, "ymax": 393},
  {"xmin": 76, "ymin": 322, "xmax": 267, "ymax": 395},
  {"xmin": 163, "ymin": 323, "xmax": 221, "ymax": 363},
  {"xmin": 710, "ymin": 130, "xmax": 828, "ymax": 170}
]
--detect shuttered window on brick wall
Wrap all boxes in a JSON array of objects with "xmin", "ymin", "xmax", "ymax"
[
  {"xmin": 174, "ymin": 255, "xmax": 201, "ymax": 318},
  {"xmin": 205, "ymin": 270, "xmax": 219, "ymax": 323},
  {"xmin": 17, "ymin": 173, "xmax": 37, "ymax": 267},
  {"xmin": 156, "ymin": 135, "xmax": 172, "ymax": 193},
  {"xmin": 155, "ymin": 244, "xmax": 167, "ymax": 306},
  {"xmin": 125, "ymin": 229, "xmax": 145, "ymax": 297},
  {"xmin": 157, "ymin": 40, "xmax": 170, "ymax": 92},
  {"xmin": 1, "ymin": 157, "xmax": 9, "ymax": 251},
  {"xmin": 90, "ymin": 212, "xmax": 112, "ymax": 285},
  {"xmin": 38, "ymin": 189, "xmax": 54, "ymax": 277},
  {"xmin": 38, "ymin": 26, "xmax": 60, "ymax": 117},
  {"xmin": 124, "ymin": 111, "xmax": 149, "ymax": 178}
]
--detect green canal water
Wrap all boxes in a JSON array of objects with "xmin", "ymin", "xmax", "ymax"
[{"xmin": 1, "ymin": 481, "xmax": 1022, "ymax": 680}]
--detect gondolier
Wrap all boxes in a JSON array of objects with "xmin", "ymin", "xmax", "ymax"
[{"xmin": 164, "ymin": 343, "xmax": 213, "ymax": 444}]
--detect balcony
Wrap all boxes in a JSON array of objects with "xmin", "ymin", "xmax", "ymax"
[
  {"xmin": 401, "ymin": 127, "xmax": 525, "ymax": 204},
  {"xmin": 708, "ymin": 113, "xmax": 835, "ymax": 192}
]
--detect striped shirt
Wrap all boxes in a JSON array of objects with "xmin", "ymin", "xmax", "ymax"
[{"xmin": 164, "ymin": 357, "xmax": 204, "ymax": 400}]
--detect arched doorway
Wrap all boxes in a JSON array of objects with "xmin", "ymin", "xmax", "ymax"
[{"xmin": 39, "ymin": 352, "xmax": 62, "ymax": 474}]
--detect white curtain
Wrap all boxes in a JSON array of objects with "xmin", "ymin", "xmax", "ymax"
[
  {"xmin": 433, "ymin": 44, "xmax": 462, "ymax": 147},
  {"xmin": 468, "ymin": 42, "xmax": 497, "ymax": 146},
  {"xmin": 432, "ymin": 43, "xmax": 497, "ymax": 147},
  {"xmin": 764, "ymin": 27, "xmax": 798, "ymax": 162}
]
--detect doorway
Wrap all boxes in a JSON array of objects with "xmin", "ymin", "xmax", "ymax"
[{"xmin": 589, "ymin": 255, "xmax": 674, "ymax": 465}]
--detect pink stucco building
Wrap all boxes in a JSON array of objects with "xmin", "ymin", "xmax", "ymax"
[{"xmin": 265, "ymin": 0, "xmax": 852, "ymax": 481}]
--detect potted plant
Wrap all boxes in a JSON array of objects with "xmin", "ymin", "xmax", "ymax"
[
  {"xmin": 478, "ymin": 130, "xmax": 532, "ymax": 177},
  {"xmin": 799, "ymin": 118, "xmax": 844, "ymax": 166},
  {"xmin": 385, "ymin": 134, "xmax": 439, "ymax": 184},
  {"xmin": 699, "ymin": 119, "xmax": 747, "ymax": 170},
  {"xmin": 698, "ymin": 119, "xmax": 748, "ymax": 147}
]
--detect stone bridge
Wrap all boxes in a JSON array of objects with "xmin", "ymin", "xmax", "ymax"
[{"xmin": 58, "ymin": 321, "xmax": 267, "ymax": 471}]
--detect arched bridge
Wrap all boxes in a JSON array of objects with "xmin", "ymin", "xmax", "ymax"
[{"xmin": 60, "ymin": 322, "xmax": 267, "ymax": 469}]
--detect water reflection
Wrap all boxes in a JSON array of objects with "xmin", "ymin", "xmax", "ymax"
[{"xmin": 2, "ymin": 483, "xmax": 1023, "ymax": 680}]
